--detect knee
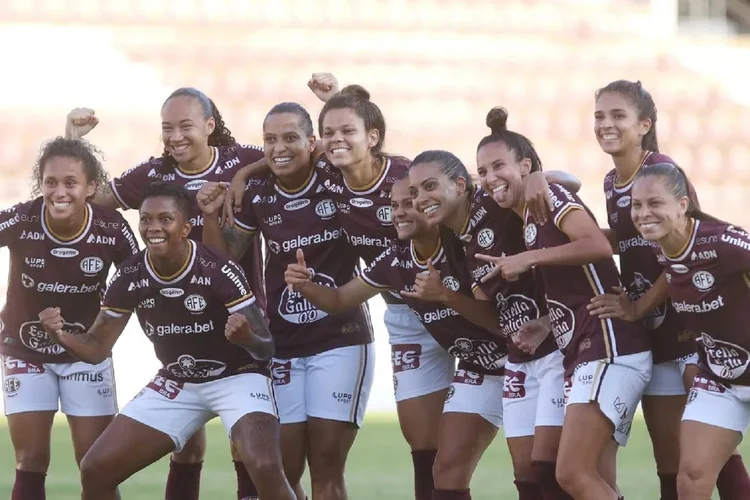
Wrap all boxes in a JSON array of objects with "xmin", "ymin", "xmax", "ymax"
[
  {"xmin": 15, "ymin": 448, "xmax": 51, "ymax": 473},
  {"xmin": 309, "ymin": 444, "xmax": 347, "ymax": 479},
  {"xmin": 243, "ymin": 452, "xmax": 285, "ymax": 481},
  {"xmin": 80, "ymin": 454, "xmax": 114, "ymax": 492},
  {"xmin": 511, "ymin": 458, "xmax": 535, "ymax": 484},
  {"xmin": 677, "ymin": 463, "xmax": 713, "ymax": 499},
  {"xmin": 555, "ymin": 460, "xmax": 586, "ymax": 495},
  {"xmin": 432, "ymin": 450, "xmax": 469, "ymax": 489},
  {"xmin": 173, "ymin": 434, "xmax": 206, "ymax": 463}
]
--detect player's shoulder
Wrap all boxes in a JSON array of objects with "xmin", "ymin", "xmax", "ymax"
[
  {"xmin": 548, "ymin": 183, "xmax": 581, "ymax": 207},
  {"xmin": 643, "ymin": 152, "xmax": 676, "ymax": 167},
  {"xmin": 90, "ymin": 202, "xmax": 128, "ymax": 227},
  {"xmin": 385, "ymin": 154, "xmax": 411, "ymax": 175},
  {"xmin": 710, "ymin": 221, "xmax": 750, "ymax": 246},
  {"xmin": 5, "ymin": 197, "xmax": 39, "ymax": 217},
  {"xmin": 194, "ymin": 240, "xmax": 240, "ymax": 271},
  {"xmin": 603, "ymin": 168, "xmax": 617, "ymax": 190},
  {"xmin": 112, "ymin": 251, "xmax": 146, "ymax": 279}
]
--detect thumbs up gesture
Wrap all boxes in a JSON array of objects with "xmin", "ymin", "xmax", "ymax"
[
  {"xmin": 400, "ymin": 258, "xmax": 448, "ymax": 302},
  {"xmin": 284, "ymin": 249, "xmax": 314, "ymax": 291}
]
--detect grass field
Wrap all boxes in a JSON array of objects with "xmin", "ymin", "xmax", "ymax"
[{"xmin": 1, "ymin": 413, "xmax": 746, "ymax": 499}]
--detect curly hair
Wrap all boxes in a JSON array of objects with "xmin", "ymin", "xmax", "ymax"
[
  {"xmin": 31, "ymin": 137, "xmax": 109, "ymax": 199},
  {"xmin": 159, "ymin": 87, "xmax": 236, "ymax": 172}
]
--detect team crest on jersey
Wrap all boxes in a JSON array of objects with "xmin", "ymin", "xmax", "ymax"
[
  {"xmin": 692, "ymin": 271, "xmax": 715, "ymax": 292},
  {"xmin": 376, "ymin": 206, "xmax": 392, "ymax": 225},
  {"xmin": 524, "ymin": 224, "xmax": 537, "ymax": 245},
  {"xmin": 184, "ymin": 294, "xmax": 207, "ymax": 313},
  {"xmin": 80, "ymin": 256, "xmax": 104, "ymax": 276},
  {"xmin": 315, "ymin": 199, "xmax": 337, "ymax": 220},
  {"xmin": 477, "ymin": 228, "xmax": 494, "ymax": 249},
  {"xmin": 442, "ymin": 276, "xmax": 460, "ymax": 292}
]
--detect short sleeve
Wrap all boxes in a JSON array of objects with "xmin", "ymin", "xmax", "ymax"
[
  {"xmin": 109, "ymin": 160, "xmax": 158, "ymax": 210},
  {"xmin": 716, "ymin": 225, "xmax": 750, "ymax": 275},
  {"xmin": 214, "ymin": 259, "xmax": 256, "ymax": 313},
  {"xmin": 358, "ymin": 247, "xmax": 396, "ymax": 290},
  {"xmin": 0, "ymin": 204, "xmax": 22, "ymax": 249},
  {"xmin": 548, "ymin": 184, "xmax": 585, "ymax": 229},
  {"xmin": 101, "ymin": 267, "xmax": 137, "ymax": 317},
  {"xmin": 233, "ymin": 181, "xmax": 262, "ymax": 234},
  {"xmin": 113, "ymin": 218, "xmax": 140, "ymax": 265}
]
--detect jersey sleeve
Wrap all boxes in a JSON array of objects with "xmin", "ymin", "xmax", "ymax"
[
  {"xmin": 214, "ymin": 259, "xmax": 257, "ymax": 313},
  {"xmin": 548, "ymin": 183, "xmax": 585, "ymax": 229},
  {"xmin": 109, "ymin": 159, "xmax": 159, "ymax": 210},
  {"xmin": 0, "ymin": 204, "xmax": 22, "ymax": 249},
  {"xmin": 113, "ymin": 216, "xmax": 140, "ymax": 265},
  {"xmin": 716, "ymin": 225, "xmax": 750, "ymax": 275},
  {"xmin": 358, "ymin": 247, "xmax": 396, "ymax": 290},
  {"xmin": 233, "ymin": 181, "xmax": 261, "ymax": 234},
  {"xmin": 101, "ymin": 267, "xmax": 137, "ymax": 317}
]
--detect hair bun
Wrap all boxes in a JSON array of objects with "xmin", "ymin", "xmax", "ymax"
[
  {"xmin": 486, "ymin": 107, "xmax": 509, "ymax": 134},
  {"xmin": 340, "ymin": 84, "xmax": 371, "ymax": 101}
]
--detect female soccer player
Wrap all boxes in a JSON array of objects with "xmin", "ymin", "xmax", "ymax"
[
  {"xmin": 37, "ymin": 182, "xmax": 295, "ymax": 500},
  {"xmin": 630, "ymin": 163, "xmax": 750, "ymax": 500},
  {"xmin": 587, "ymin": 79, "xmax": 750, "ymax": 499},
  {"xmin": 226, "ymin": 84, "xmax": 456, "ymax": 499},
  {"xmin": 429, "ymin": 107, "xmax": 653, "ymax": 500},
  {"xmin": 65, "ymin": 90, "xmax": 271, "ymax": 499},
  {"xmin": 284, "ymin": 175, "xmax": 510, "ymax": 500},
  {"xmin": 0, "ymin": 137, "xmax": 139, "ymax": 499},
  {"xmin": 407, "ymin": 147, "xmax": 577, "ymax": 499},
  {"xmin": 196, "ymin": 102, "xmax": 375, "ymax": 500}
]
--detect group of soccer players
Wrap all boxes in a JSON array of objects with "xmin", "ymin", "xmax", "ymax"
[{"xmin": 2, "ymin": 73, "xmax": 750, "ymax": 500}]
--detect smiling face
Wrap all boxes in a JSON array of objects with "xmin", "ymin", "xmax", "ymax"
[
  {"xmin": 139, "ymin": 196, "xmax": 192, "ymax": 259},
  {"xmin": 594, "ymin": 91, "xmax": 651, "ymax": 156},
  {"xmin": 390, "ymin": 177, "xmax": 430, "ymax": 240},
  {"xmin": 263, "ymin": 112, "xmax": 315, "ymax": 181},
  {"xmin": 631, "ymin": 174, "xmax": 689, "ymax": 241},
  {"xmin": 320, "ymin": 108, "xmax": 379, "ymax": 171},
  {"xmin": 476, "ymin": 141, "xmax": 530, "ymax": 209},
  {"xmin": 41, "ymin": 156, "xmax": 96, "ymax": 222},
  {"xmin": 408, "ymin": 161, "xmax": 467, "ymax": 227},
  {"xmin": 161, "ymin": 95, "xmax": 215, "ymax": 165}
]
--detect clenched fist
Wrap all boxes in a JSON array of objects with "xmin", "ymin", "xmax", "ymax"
[
  {"xmin": 38, "ymin": 307, "xmax": 64, "ymax": 341},
  {"xmin": 196, "ymin": 182, "xmax": 228, "ymax": 216},
  {"xmin": 225, "ymin": 312, "xmax": 254, "ymax": 345},
  {"xmin": 66, "ymin": 107, "xmax": 99, "ymax": 139},
  {"xmin": 307, "ymin": 73, "xmax": 340, "ymax": 102}
]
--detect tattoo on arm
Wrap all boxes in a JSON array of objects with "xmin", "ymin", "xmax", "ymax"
[
  {"xmin": 222, "ymin": 226, "xmax": 254, "ymax": 260},
  {"xmin": 239, "ymin": 304, "xmax": 274, "ymax": 360}
]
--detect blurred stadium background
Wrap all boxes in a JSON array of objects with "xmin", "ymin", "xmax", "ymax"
[{"xmin": 1, "ymin": 0, "xmax": 749, "ymax": 497}]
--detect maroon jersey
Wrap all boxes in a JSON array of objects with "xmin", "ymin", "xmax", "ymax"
[
  {"xmin": 316, "ymin": 155, "xmax": 411, "ymax": 304},
  {"xmin": 604, "ymin": 151, "xmax": 696, "ymax": 362},
  {"xmin": 656, "ymin": 220, "xmax": 750, "ymax": 386},
  {"xmin": 0, "ymin": 199, "xmax": 139, "ymax": 364},
  {"xmin": 524, "ymin": 184, "xmax": 650, "ymax": 374},
  {"xmin": 360, "ymin": 239, "xmax": 506, "ymax": 375},
  {"xmin": 457, "ymin": 188, "xmax": 556, "ymax": 364},
  {"xmin": 109, "ymin": 144, "xmax": 267, "ymax": 312},
  {"xmin": 102, "ymin": 240, "xmax": 269, "ymax": 383},
  {"xmin": 233, "ymin": 169, "xmax": 372, "ymax": 359}
]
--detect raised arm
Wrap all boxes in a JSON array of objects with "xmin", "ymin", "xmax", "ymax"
[
  {"xmin": 197, "ymin": 182, "xmax": 254, "ymax": 259},
  {"xmin": 285, "ymin": 249, "xmax": 378, "ymax": 314},
  {"xmin": 38, "ymin": 308, "xmax": 130, "ymax": 365},
  {"xmin": 525, "ymin": 171, "xmax": 583, "ymax": 223}
]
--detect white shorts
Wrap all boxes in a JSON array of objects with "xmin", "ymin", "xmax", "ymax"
[
  {"xmin": 2, "ymin": 355, "xmax": 117, "ymax": 417},
  {"xmin": 121, "ymin": 372, "xmax": 278, "ymax": 453},
  {"xmin": 677, "ymin": 352, "xmax": 700, "ymax": 376},
  {"xmin": 443, "ymin": 368, "xmax": 504, "ymax": 428},
  {"xmin": 385, "ymin": 303, "xmax": 455, "ymax": 402},
  {"xmin": 271, "ymin": 343, "xmax": 375, "ymax": 427},
  {"xmin": 503, "ymin": 350, "xmax": 566, "ymax": 438},
  {"xmin": 565, "ymin": 351, "xmax": 652, "ymax": 446},
  {"xmin": 683, "ymin": 375, "xmax": 750, "ymax": 436},
  {"xmin": 644, "ymin": 360, "xmax": 687, "ymax": 396}
]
